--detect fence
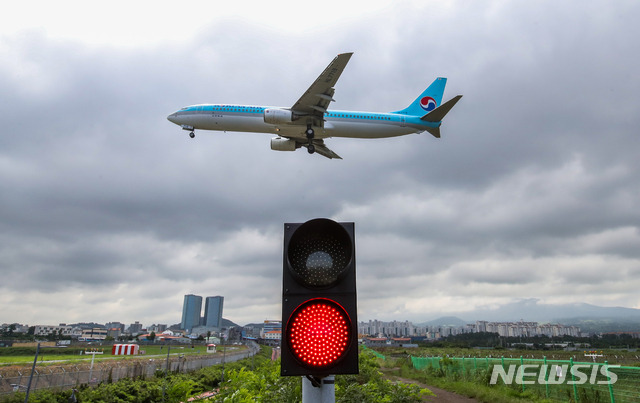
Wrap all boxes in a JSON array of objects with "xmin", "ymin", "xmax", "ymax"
[
  {"xmin": 0, "ymin": 344, "xmax": 258, "ymax": 398},
  {"xmin": 411, "ymin": 355, "xmax": 640, "ymax": 403},
  {"xmin": 361, "ymin": 345, "xmax": 386, "ymax": 360}
]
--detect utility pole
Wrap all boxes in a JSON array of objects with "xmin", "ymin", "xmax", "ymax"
[
  {"xmin": 221, "ymin": 334, "xmax": 226, "ymax": 382},
  {"xmin": 162, "ymin": 344, "xmax": 171, "ymax": 403},
  {"xmin": 24, "ymin": 343, "xmax": 40, "ymax": 403}
]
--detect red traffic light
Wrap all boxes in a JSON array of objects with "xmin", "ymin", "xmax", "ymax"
[
  {"xmin": 281, "ymin": 219, "xmax": 358, "ymax": 376},
  {"xmin": 286, "ymin": 298, "xmax": 352, "ymax": 369}
]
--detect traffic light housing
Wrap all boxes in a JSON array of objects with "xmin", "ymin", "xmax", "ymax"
[{"xmin": 281, "ymin": 218, "xmax": 358, "ymax": 377}]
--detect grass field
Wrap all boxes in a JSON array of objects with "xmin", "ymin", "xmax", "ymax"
[
  {"xmin": 0, "ymin": 344, "xmax": 243, "ymax": 367},
  {"xmin": 373, "ymin": 345, "xmax": 640, "ymax": 367}
]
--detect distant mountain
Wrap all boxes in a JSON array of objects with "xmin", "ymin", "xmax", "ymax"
[
  {"xmin": 552, "ymin": 317, "xmax": 640, "ymax": 333},
  {"xmin": 243, "ymin": 322, "xmax": 265, "ymax": 329},
  {"xmin": 221, "ymin": 318, "xmax": 239, "ymax": 328},
  {"xmin": 456, "ymin": 299, "xmax": 640, "ymax": 325},
  {"xmin": 408, "ymin": 299, "xmax": 640, "ymax": 333}
]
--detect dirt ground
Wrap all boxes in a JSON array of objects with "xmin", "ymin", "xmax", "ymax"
[{"xmin": 383, "ymin": 371, "xmax": 479, "ymax": 403}]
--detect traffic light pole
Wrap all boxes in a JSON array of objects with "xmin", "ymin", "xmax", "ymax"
[{"xmin": 302, "ymin": 375, "xmax": 335, "ymax": 403}]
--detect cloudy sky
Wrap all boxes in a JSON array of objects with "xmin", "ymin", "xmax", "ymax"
[{"xmin": 1, "ymin": 0, "xmax": 639, "ymax": 328}]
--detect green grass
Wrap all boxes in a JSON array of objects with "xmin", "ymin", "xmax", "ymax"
[
  {"xmin": 374, "ymin": 345, "xmax": 639, "ymax": 366},
  {"xmin": 379, "ymin": 356, "xmax": 555, "ymax": 403},
  {"xmin": 0, "ymin": 344, "xmax": 243, "ymax": 366}
]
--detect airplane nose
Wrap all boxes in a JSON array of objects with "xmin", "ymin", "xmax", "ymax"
[{"xmin": 167, "ymin": 113, "xmax": 177, "ymax": 124}]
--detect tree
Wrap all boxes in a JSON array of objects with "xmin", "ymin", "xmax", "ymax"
[{"xmin": 1, "ymin": 324, "xmax": 15, "ymax": 338}]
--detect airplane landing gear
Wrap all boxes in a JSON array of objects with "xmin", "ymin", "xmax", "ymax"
[
  {"xmin": 306, "ymin": 124, "xmax": 315, "ymax": 154},
  {"xmin": 305, "ymin": 127, "xmax": 315, "ymax": 138},
  {"xmin": 181, "ymin": 125, "xmax": 196, "ymax": 139}
]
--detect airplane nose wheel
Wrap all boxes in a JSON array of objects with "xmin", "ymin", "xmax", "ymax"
[
  {"xmin": 307, "ymin": 144, "xmax": 315, "ymax": 154},
  {"xmin": 189, "ymin": 131, "xmax": 195, "ymax": 139}
]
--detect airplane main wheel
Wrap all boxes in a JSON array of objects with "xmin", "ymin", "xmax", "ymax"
[
  {"xmin": 305, "ymin": 127, "xmax": 314, "ymax": 138},
  {"xmin": 189, "ymin": 132, "xmax": 195, "ymax": 138},
  {"xmin": 308, "ymin": 145, "xmax": 315, "ymax": 154}
]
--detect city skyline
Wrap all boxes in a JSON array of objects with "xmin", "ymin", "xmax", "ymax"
[{"xmin": 6, "ymin": 295, "xmax": 640, "ymax": 331}]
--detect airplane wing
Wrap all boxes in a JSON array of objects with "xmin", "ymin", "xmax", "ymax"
[
  {"xmin": 290, "ymin": 52, "xmax": 353, "ymax": 128},
  {"xmin": 307, "ymin": 139, "xmax": 342, "ymax": 159}
]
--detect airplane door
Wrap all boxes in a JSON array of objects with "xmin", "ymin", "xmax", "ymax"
[{"xmin": 400, "ymin": 116, "xmax": 406, "ymax": 127}]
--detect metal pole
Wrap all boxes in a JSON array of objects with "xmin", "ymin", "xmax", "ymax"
[
  {"xmin": 89, "ymin": 352, "xmax": 96, "ymax": 383},
  {"xmin": 520, "ymin": 356, "xmax": 525, "ymax": 393},
  {"xmin": 24, "ymin": 342, "xmax": 40, "ymax": 403},
  {"xmin": 302, "ymin": 375, "xmax": 335, "ymax": 403},
  {"xmin": 543, "ymin": 356, "xmax": 549, "ymax": 398},
  {"xmin": 221, "ymin": 336, "xmax": 226, "ymax": 383},
  {"xmin": 605, "ymin": 361, "xmax": 615, "ymax": 403},
  {"xmin": 162, "ymin": 344, "xmax": 170, "ymax": 403},
  {"xmin": 570, "ymin": 357, "xmax": 579, "ymax": 402}
]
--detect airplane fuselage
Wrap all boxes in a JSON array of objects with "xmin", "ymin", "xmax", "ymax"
[{"xmin": 167, "ymin": 104, "xmax": 438, "ymax": 140}]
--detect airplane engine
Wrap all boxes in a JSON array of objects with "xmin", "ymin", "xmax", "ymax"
[
  {"xmin": 264, "ymin": 108, "xmax": 294, "ymax": 124},
  {"xmin": 271, "ymin": 137, "xmax": 297, "ymax": 151}
]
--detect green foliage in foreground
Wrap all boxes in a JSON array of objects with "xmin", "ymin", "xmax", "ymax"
[
  {"xmin": 210, "ymin": 349, "xmax": 432, "ymax": 403},
  {"xmin": 3, "ymin": 347, "xmax": 432, "ymax": 403}
]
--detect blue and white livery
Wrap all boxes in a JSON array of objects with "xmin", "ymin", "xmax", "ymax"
[{"xmin": 167, "ymin": 53, "xmax": 462, "ymax": 159}]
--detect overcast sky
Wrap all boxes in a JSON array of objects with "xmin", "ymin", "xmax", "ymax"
[{"xmin": 1, "ymin": 0, "xmax": 639, "ymax": 327}]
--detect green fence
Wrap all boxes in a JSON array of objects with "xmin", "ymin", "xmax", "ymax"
[
  {"xmin": 411, "ymin": 355, "xmax": 640, "ymax": 403},
  {"xmin": 361, "ymin": 345, "xmax": 386, "ymax": 360}
]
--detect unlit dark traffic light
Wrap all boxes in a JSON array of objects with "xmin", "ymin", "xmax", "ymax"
[{"xmin": 281, "ymin": 218, "xmax": 358, "ymax": 377}]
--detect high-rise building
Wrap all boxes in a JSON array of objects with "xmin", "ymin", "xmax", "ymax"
[
  {"xmin": 204, "ymin": 296, "xmax": 224, "ymax": 328},
  {"xmin": 181, "ymin": 294, "xmax": 203, "ymax": 332},
  {"xmin": 127, "ymin": 321, "xmax": 143, "ymax": 335}
]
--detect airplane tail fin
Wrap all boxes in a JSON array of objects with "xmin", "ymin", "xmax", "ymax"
[
  {"xmin": 422, "ymin": 95, "xmax": 463, "ymax": 138},
  {"xmin": 422, "ymin": 95, "xmax": 463, "ymax": 123},
  {"xmin": 392, "ymin": 77, "xmax": 448, "ymax": 116}
]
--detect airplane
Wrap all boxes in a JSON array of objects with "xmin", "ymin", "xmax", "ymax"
[{"xmin": 167, "ymin": 52, "xmax": 462, "ymax": 159}]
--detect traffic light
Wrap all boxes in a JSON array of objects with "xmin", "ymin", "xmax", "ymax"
[{"xmin": 281, "ymin": 218, "xmax": 358, "ymax": 377}]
